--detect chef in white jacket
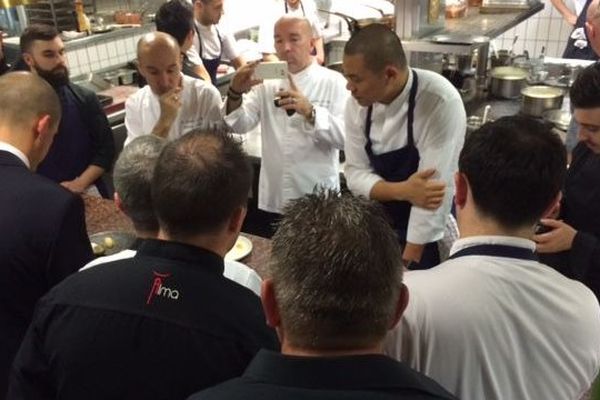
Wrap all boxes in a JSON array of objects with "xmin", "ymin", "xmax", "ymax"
[
  {"xmin": 224, "ymin": 15, "xmax": 347, "ymax": 236},
  {"xmin": 343, "ymin": 24, "xmax": 466, "ymax": 269}
]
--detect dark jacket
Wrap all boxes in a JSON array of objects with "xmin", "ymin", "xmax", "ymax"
[
  {"xmin": 0, "ymin": 150, "xmax": 93, "ymax": 397},
  {"xmin": 8, "ymin": 239, "xmax": 279, "ymax": 400},
  {"xmin": 188, "ymin": 350, "xmax": 458, "ymax": 400}
]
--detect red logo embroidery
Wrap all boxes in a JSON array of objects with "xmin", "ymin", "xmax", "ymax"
[{"xmin": 146, "ymin": 271, "xmax": 180, "ymax": 304}]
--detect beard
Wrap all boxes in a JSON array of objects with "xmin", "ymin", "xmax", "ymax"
[{"xmin": 33, "ymin": 63, "xmax": 70, "ymax": 88}]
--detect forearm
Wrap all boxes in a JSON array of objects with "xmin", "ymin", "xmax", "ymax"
[
  {"xmin": 77, "ymin": 165, "xmax": 105, "ymax": 188},
  {"xmin": 151, "ymin": 116, "xmax": 174, "ymax": 138},
  {"xmin": 369, "ymin": 180, "xmax": 409, "ymax": 202},
  {"xmin": 550, "ymin": 0, "xmax": 575, "ymax": 19},
  {"xmin": 403, "ymin": 242, "xmax": 425, "ymax": 264},
  {"xmin": 194, "ymin": 64, "xmax": 212, "ymax": 83},
  {"xmin": 314, "ymin": 37, "xmax": 325, "ymax": 65}
]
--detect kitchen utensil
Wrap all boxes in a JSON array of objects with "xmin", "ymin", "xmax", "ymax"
[
  {"xmin": 521, "ymin": 85, "xmax": 564, "ymax": 117},
  {"xmin": 508, "ymin": 35, "xmax": 518, "ymax": 56},
  {"xmin": 489, "ymin": 66, "xmax": 528, "ymax": 98},
  {"xmin": 542, "ymin": 109, "xmax": 571, "ymax": 131},
  {"xmin": 482, "ymin": 104, "xmax": 491, "ymax": 124}
]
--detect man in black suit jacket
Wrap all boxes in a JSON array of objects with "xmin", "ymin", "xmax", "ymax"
[
  {"xmin": 0, "ymin": 72, "xmax": 93, "ymax": 398},
  {"xmin": 19, "ymin": 24, "xmax": 114, "ymax": 198}
]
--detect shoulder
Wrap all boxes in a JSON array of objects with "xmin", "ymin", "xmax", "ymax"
[
  {"xmin": 126, "ymin": 85, "xmax": 151, "ymax": 106},
  {"xmin": 413, "ymin": 68, "xmax": 462, "ymax": 104},
  {"xmin": 68, "ymin": 82, "xmax": 101, "ymax": 105},
  {"xmin": 187, "ymin": 75, "xmax": 220, "ymax": 95}
]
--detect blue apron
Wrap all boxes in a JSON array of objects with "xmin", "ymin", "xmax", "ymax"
[
  {"xmin": 563, "ymin": 0, "xmax": 598, "ymax": 60},
  {"xmin": 195, "ymin": 23, "xmax": 222, "ymax": 84},
  {"xmin": 37, "ymin": 85, "xmax": 108, "ymax": 197},
  {"xmin": 448, "ymin": 244, "xmax": 538, "ymax": 262},
  {"xmin": 364, "ymin": 70, "xmax": 439, "ymax": 269}
]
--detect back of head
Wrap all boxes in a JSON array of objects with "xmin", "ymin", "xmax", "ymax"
[
  {"xmin": 570, "ymin": 63, "xmax": 600, "ymax": 109},
  {"xmin": 20, "ymin": 24, "xmax": 58, "ymax": 54},
  {"xmin": 270, "ymin": 190, "xmax": 403, "ymax": 351},
  {"xmin": 114, "ymin": 136, "xmax": 166, "ymax": 233},
  {"xmin": 343, "ymin": 23, "xmax": 406, "ymax": 73},
  {"xmin": 152, "ymin": 130, "xmax": 252, "ymax": 240},
  {"xmin": 459, "ymin": 116, "xmax": 566, "ymax": 229},
  {"xmin": 155, "ymin": 0, "xmax": 194, "ymax": 47},
  {"xmin": 0, "ymin": 71, "xmax": 61, "ymax": 132}
]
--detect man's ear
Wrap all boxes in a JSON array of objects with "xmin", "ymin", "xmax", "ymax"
[
  {"xmin": 22, "ymin": 53, "xmax": 35, "ymax": 70},
  {"xmin": 260, "ymin": 279, "xmax": 281, "ymax": 329},
  {"xmin": 454, "ymin": 172, "xmax": 468, "ymax": 209},
  {"xmin": 389, "ymin": 283, "xmax": 409, "ymax": 329},
  {"xmin": 384, "ymin": 65, "xmax": 399, "ymax": 81},
  {"xmin": 114, "ymin": 192, "xmax": 126, "ymax": 213},
  {"xmin": 228, "ymin": 206, "xmax": 247, "ymax": 234},
  {"xmin": 34, "ymin": 114, "xmax": 53, "ymax": 141},
  {"xmin": 541, "ymin": 191, "xmax": 562, "ymax": 219}
]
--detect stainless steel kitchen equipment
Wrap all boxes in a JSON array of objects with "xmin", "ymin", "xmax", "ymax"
[
  {"xmin": 25, "ymin": 0, "xmax": 95, "ymax": 32},
  {"xmin": 489, "ymin": 66, "xmax": 528, "ymax": 98},
  {"xmin": 521, "ymin": 85, "xmax": 564, "ymax": 117}
]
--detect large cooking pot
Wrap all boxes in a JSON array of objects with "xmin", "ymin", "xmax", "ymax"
[
  {"xmin": 489, "ymin": 66, "xmax": 528, "ymax": 99},
  {"xmin": 521, "ymin": 85, "xmax": 564, "ymax": 117}
]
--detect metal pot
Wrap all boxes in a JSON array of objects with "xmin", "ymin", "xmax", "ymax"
[
  {"xmin": 489, "ymin": 66, "xmax": 528, "ymax": 99},
  {"xmin": 521, "ymin": 85, "xmax": 564, "ymax": 117},
  {"xmin": 318, "ymin": 9, "xmax": 394, "ymax": 35}
]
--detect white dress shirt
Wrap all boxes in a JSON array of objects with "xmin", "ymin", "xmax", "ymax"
[
  {"xmin": 258, "ymin": 0, "xmax": 323, "ymax": 54},
  {"xmin": 124, "ymin": 74, "xmax": 224, "ymax": 146},
  {"xmin": 224, "ymin": 62, "xmax": 347, "ymax": 213},
  {"xmin": 385, "ymin": 235, "xmax": 600, "ymax": 400},
  {"xmin": 187, "ymin": 21, "xmax": 240, "ymax": 63},
  {"xmin": 344, "ymin": 68, "xmax": 466, "ymax": 244},
  {"xmin": 0, "ymin": 141, "xmax": 30, "ymax": 168}
]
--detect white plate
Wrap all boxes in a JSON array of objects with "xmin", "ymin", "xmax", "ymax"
[{"xmin": 225, "ymin": 235, "xmax": 253, "ymax": 261}]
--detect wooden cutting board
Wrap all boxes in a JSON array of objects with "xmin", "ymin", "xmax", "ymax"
[{"xmin": 99, "ymin": 85, "xmax": 140, "ymax": 115}]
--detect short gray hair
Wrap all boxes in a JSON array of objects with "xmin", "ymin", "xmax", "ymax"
[
  {"xmin": 114, "ymin": 135, "xmax": 166, "ymax": 232},
  {"xmin": 269, "ymin": 190, "xmax": 403, "ymax": 351}
]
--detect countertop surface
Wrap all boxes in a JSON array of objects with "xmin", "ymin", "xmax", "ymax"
[{"xmin": 83, "ymin": 195, "xmax": 271, "ymax": 278}]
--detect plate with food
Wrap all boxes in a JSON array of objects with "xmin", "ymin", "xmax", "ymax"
[
  {"xmin": 225, "ymin": 235, "xmax": 253, "ymax": 261},
  {"xmin": 89, "ymin": 231, "xmax": 136, "ymax": 257}
]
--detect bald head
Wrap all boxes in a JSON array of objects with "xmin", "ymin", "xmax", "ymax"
[
  {"xmin": 274, "ymin": 15, "xmax": 312, "ymax": 37},
  {"xmin": 137, "ymin": 31, "xmax": 181, "ymax": 63},
  {"xmin": 0, "ymin": 72, "xmax": 60, "ymax": 131},
  {"xmin": 587, "ymin": 0, "xmax": 600, "ymax": 55}
]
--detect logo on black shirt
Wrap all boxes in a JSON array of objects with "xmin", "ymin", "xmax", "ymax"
[{"xmin": 146, "ymin": 271, "xmax": 180, "ymax": 304}]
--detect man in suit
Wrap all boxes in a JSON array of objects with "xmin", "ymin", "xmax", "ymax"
[
  {"xmin": 0, "ymin": 71, "xmax": 93, "ymax": 398},
  {"xmin": 20, "ymin": 24, "xmax": 115, "ymax": 197},
  {"xmin": 8, "ymin": 130, "xmax": 278, "ymax": 400}
]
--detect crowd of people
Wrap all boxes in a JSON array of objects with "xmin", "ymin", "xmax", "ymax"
[{"xmin": 0, "ymin": 4, "xmax": 600, "ymax": 399}]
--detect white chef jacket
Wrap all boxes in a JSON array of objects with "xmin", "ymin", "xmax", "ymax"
[
  {"xmin": 258, "ymin": 0, "xmax": 323, "ymax": 54},
  {"xmin": 344, "ymin": 68, "xmax": 466, "ymax": 244},
  {"xmin": 385, "ymin": 235, "xmax": 600, "ymax": 400},
  {"xmin": 223, "ymin": 62, "xmax": 347, "ymax": 213},
  {"xmin": 124, "ymin": 74, "xmax": 224, "ymax": 146},
  {"xmin": 187, "ymin": 21, "xmax": 240, "ymax": 63}
]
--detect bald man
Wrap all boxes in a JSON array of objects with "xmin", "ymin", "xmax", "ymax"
[
  {"xmin": 586, "ymin": 0, "xmax": 600, "ymax": 54},
  {"xmin": 225, "ymin": 16, "xmax": 348, "ymax": 237},
  {"xmin": 125, "ymin": 31, "xmax": 225, "ymax": 146},
  {"xmin": 0, "ymin": 72, "xmax": 93, "ymax": 396}
]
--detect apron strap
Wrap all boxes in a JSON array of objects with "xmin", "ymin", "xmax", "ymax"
[
  {"xmin": 448, "ymin": 244, "xmax": 538, "ymax": 262},
  {"xmin": 363, "ymin": 69, "xmax": 419, "ymax": 156}
]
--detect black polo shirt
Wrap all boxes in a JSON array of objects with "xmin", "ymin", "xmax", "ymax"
[
  {"xmin": 189, "ymin": 349, "xmax": 458, "ymax": 400},
  {"xmin": 8, "ymin": 239, "xmax": 279, "ymax": 400}
]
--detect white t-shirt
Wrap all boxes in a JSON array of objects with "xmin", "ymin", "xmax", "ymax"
[
  {"xmin": 124, "ymin": 74, "xmax": 225, "ymax": 146},
  {"xmin": 385, "ymin": 235, "xmax": 600, "ymax": 400},
  {"xmin": 187, "ymin": 21, "xmax": 240, "ymax": 62}
]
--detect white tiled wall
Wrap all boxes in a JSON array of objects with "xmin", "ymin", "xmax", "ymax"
[
  {"xmin": 495, "ymin": 1, "xmax": 573, "ymax": 58},
  {"xmin": 66, "ymin": 31, "xmax": 148, "ymax": 76}
]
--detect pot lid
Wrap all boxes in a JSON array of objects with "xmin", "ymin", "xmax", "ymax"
[
  {"xmin": 490, "ymin": 66, "xmax": 528, "ymax": 80},
  {"xmin": 521, "ymin": 85, "xmax": 563, "ymax": 98}
]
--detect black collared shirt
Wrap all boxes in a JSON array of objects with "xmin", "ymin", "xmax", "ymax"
[
  {"xmin": 189, "ymin": 349, "xmax": 457, "ymax": 400},
  {"xmin": 8, "ymin": 239, "xmax": 279, "ymax": 400}
]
